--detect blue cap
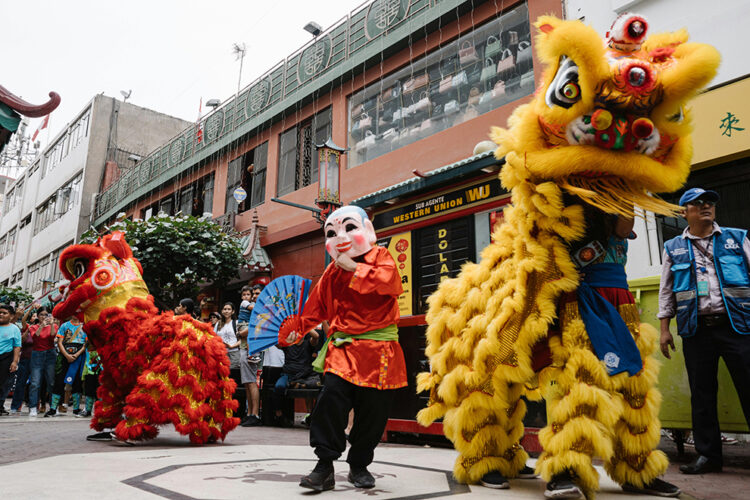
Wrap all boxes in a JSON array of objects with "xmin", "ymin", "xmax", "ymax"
[{"xmin": 679, "ymin": 187, "xmax": 719, "ymax": 206}]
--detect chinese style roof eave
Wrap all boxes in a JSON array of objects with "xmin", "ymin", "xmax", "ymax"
[{"xmin": 0, "ymin": 85, "xmax": 61, "ymax": 118}]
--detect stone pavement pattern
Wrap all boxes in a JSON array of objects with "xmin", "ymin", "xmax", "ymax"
[{"xmin": 1, "ymin": 411, "xmax": 749, "ymax": 499}]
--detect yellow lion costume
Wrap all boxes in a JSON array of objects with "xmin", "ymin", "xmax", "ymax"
[{"xmin": 416, "ymin": 13, "xmax": 719, "ymax": 498}]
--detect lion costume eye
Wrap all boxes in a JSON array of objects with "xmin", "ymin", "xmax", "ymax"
[
  {"xmin": 72, "ymin": 259, "xmax": 87, "ymax": 279},
  {"xmin": 546, "ymin": 56, "xmax": 581, "ymax": 109}
]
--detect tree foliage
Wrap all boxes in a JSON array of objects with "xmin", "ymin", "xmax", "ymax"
[
  {"xmin": 0, "ymin": 285, "xmax": 34, "ymax": 308},
  {"xmin": 81, "ymin": 214, "xmax": 244, "ymax": 309}
]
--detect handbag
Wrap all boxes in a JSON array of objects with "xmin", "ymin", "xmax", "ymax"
[
  {"xmin": 357, "ymin": 113, "xmax": 372, "ymax": 130},
  {"xmin": 419, "ymin": 118, "xmax": 434, "ymax": 134},
  {"xmin": 493, "ymin": 79, "xmax": 506, "ymax": 96},
  {"xmin": 496, "ymin": 48, "xmax": 516, "ymax": 79},
  {"xmin": 381, "ymin": 128, "xmax": 397, "ymax": 141},
  {"xmin": 439, "ymin": 75, "xmax": 453, "ymax": 93},
  {"xmin": 485, "ymin": 35, "xmax": 501, "ymax": 59},
  {"xmin": 479, "ymin": 91, "xmax": 494, "ymax": 107},
  {"xmin": 452, "ymin": 71, "xmax": 468, "ymax": 88},
  {"xmin": 355, "ymin": 130, "xmax": 376, "ymax": 152},
  {"xmin": 381, "ymin": 82, "xmax": 401, "ymax": 102},
  {"xmin": 413, "ymin": 91, "xmax": 431, "ymax": 114},
  {"xmin": 515, "ymin": 40, "xmax": 533, "ymax": 73},
  {"xmin": 468, "ymin": 87, "xmax": 481, "ymax": 107},
  {"xmin": 403, "ymin": 73, "xmax": 428, "ymax": 93},
  {"xmin": 459, "ymin": 40, "xmax": 479, "ymax": 66},
  {"xmin": 480, "ymin": 58, "xmax": 496, "ymax": 82},
  {"xmin": 444, "ymin": 100, "xmax": 459, "ymax": 115},
  {"xmin": 463, "ymin": 105, "xmax": 479, "ymax": 121},
  {"xmin": 351, "ymin": 102, "xmax": 365, "ymax": 116}
]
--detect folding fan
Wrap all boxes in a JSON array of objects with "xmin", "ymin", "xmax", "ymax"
[{"xmin": 246, "ymin": 275, "xmax": 312, "ymax": 355}]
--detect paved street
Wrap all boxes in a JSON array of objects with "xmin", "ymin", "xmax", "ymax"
[{"xmin": 1, "ymin": 407, "xmax": 749, "ymax": 500}]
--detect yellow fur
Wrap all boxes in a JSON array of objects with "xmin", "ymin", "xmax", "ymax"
[{"xmin": 418, "ymin": 14, "xmax": 719, "ymax": 496}]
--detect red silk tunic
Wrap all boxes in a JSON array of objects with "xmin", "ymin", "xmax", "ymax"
[{"xmin": 299, "ymin": 246, "xmax": 407, "ymax": 390}]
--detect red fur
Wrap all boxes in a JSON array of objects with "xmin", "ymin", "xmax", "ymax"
[{"xmin": 53, "ymin": 235, "xmax": 239, "ymax": 444}]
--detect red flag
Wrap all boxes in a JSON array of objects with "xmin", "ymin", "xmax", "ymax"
[{"xmin": 32, "ymin": 115, "xmax": 49, "ymax": 141}]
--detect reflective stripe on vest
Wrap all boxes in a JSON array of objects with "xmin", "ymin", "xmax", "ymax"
[{"xmin": 664, "ymin": 227, "xmax": 750, "ymax": 336}]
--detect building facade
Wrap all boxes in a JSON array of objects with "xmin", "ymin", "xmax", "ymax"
[
  {"xmin": 93, "ymin": 0, "xmax": 560, "ymax": 287},
  {"xmin": 0, "ymin": 95, "xmax": 189, "ymax": 296}
]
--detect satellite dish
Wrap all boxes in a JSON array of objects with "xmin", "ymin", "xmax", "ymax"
[{"xmin": 120, "ymin": 89, "xmax": 132, "ymax": 102}]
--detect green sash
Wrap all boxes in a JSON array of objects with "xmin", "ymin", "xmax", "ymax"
[{"xmin": 312, "ymin": 324, "xmax": 398, "ymax": 373}]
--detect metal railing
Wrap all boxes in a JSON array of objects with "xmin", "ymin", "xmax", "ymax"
[{"xmin": 93, "ymin": 0, "xmax": 460, "ymax": 225}]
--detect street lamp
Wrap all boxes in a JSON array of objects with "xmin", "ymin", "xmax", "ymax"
[
  {"xmin": 303, "ymin": 21, "xmax": 322, "ymax": 37},
  {"xmin": 205, "ymin": 99, "xmax": 221, "ymax": 109},
  {"xmin": 314, "ymin": 138, "xmax": 346, "ymax": 224}
]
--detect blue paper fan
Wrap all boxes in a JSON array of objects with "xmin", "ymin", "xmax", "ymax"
[{"xmin": 247, "ymin": 275, "xmax": 312, "ymax": 355}]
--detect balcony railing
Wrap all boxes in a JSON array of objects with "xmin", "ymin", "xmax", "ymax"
[{"xmin": 93, "ymin": 0, "xmax": 469, "ymax": 226}]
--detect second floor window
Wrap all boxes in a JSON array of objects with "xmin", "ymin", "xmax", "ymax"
[
  {"xmin": 226, "ymin": 142, "xmax": 269, "ymax": 213},
  {"xmin": 277, "ymin": 107, "xmax": 332, "ymax": 197}
]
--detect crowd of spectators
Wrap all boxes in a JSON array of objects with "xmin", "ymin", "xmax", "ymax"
[{"xmin": 1, "ymin": 283, "xmax": 324, "ymax": 429}]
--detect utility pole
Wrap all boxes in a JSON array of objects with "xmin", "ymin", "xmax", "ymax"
[{"xmin": 233, "ymin": 42, "xmax": 247, "ymax": 96}]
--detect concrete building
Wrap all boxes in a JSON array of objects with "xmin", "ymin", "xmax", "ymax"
[{"xmin": 0, "ymin": 95, "xmax": 189, "ymax": 296}]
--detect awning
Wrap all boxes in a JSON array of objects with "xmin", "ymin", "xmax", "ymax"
[{"xmin": 352, "ymin": 150, "xmax": 502, "ymax": 208}]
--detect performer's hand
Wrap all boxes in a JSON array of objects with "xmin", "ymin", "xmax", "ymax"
[
  {"xmin": 10, "ymin": 361, "xmax": 18, "ymax": 373},
  {"xmin": 335, "ymin": 254, "xmax": 357, "ymax": 272},
  {"xmin": 286, "ymin": 330, "xmax": 299, "ymax": 345},
  {"xmin": 660, "ymin": 328, "xmax": 675, "ymax": 359}
]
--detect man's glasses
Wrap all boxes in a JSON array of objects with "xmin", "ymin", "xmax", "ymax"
[{"xmin": 687, "ymin": 199, "xmax": 716, "ymax": 207}]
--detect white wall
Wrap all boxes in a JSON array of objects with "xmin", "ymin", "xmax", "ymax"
[{"xmin": 564, "ymin": 0, "xmax": 750, "ymax": 88}]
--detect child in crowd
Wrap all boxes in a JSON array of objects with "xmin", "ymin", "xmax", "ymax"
[
  {"xmin": 47, "ymin": 316, "xmax": 86, "ymax": 417},
  {"xmin": 77, "ymin": 342, "xmax": 101, "ymax": 418},
  {"xmin": 237, "ymin": 285, "xmax": 263, "ymax": 426}
]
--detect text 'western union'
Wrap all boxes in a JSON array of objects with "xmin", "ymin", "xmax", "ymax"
[{"xmin": 392, "ymin": 198, "xmax": 464, "ymax": 224}]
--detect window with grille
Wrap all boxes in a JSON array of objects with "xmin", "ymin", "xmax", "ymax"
[{"xmin": 276, "ymin": 107, "xmax": 332, "ymax": 196}]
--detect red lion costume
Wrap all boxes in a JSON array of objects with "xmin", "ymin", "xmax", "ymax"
[{"xmin": 52, "ymin": 232, "xmax": 239, "ymax": 443}]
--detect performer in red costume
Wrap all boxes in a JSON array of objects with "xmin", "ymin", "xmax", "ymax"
[{"xmin": 283, "ymin": 205, "xmax": 406, "ymax": 492}]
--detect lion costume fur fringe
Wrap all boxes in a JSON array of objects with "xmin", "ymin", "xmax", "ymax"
[
  {"xmin": 416, "ymin": 14, "xmax": 719, "ymax": 496},
  {"xmin": 52, "ymin": 232, "xmax": 239, "ymax": 443}
]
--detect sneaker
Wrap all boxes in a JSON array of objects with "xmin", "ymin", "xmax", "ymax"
[
  {"xmin": 8, "ymin": 408, "xmax": 19, "ymax": 416},
  {"xmin": 44, "ymin": 408, "xmax": 57, "ymax": 417},
  {"xmin": 721, "ymin": 434, "xmax": 738, "ymax": 445},
  {"xmin": 0, "ymin": 407, "xmax": 9, "ymax": 416},
  {"xmin": 545, "ymin": 472, "xmax": 583, "ymax": 499},
  {"xmin": 75, "ymin": 410, "xmax": 92, "ymax": 418},
  {"xmin": 58, "ymin": 404, "xmax": 67, "ymax": 414},
  {"xmin": 72, "ymin": 409, "xmax": 81, "ymax": 416},
  {"xmin": 300, "ymin": 460, "xmax": 335, "ymax": 492},
  {"xmin": 622, "ymin": 478, "xmax": 681, "ymax": 497},
  {"xmin": 348, "ymin": 467, "xmax": 375, "ymax": 489},
  {"xmin": 480, "ymin": 471, "xmax": 510, "ymax": 489},
  {"xmin": 518, "ymin": 465, "xmax": 538, "ymax": 479},
  {"xmin": 86, "ymin": 431, "xmax": 114, "ymax": 441},
  {"xmin": 28, "ymin": 408, "xmax": 38, "ymax": 417},
  {"xmin": 240, "ymin": 415, "xmax": 262, "ymax": 427},
  {"xmin": 684, "ymin": 436, "xmax": 695, "ymax": 447},
  {"xmin": 302, "ymin": 413, "xmax": 311, "ymax": 427}
]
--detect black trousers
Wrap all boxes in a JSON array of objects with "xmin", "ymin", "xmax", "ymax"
[
  {"xmin": 309, "ymin": 373, "xmax": 395, "ymax": 468},
  {"xmin": 683, "ymin": 322, "xmax": 750, "ymax": 463},
  {"xmin": 0, "ymin": 351, "xmax": 13, "ymax": 396}
]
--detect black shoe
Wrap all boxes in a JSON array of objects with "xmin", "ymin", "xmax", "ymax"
[
  {"xmin": 480, "ymin": 470, "xmax": 509, "ymax": 489},
  {"xmin": 300, "ymin": 460, "xmax": 335, "ymax": 492},
  {"xmin": 622, "ymin": 478, "xmax": 681, "ymax": 497},
  {"xmin": 72, "ymin": 409, "xmax": 81, "ymax": 415},
  {"xmin": 0, "ymin": 407, "xmax": 9, "ymax": 416},
  {"xmin": 86, "ymin": 431, "xmax": 114, "ymax": 441},
  {"xmin": 43, "ymin": 409, "xmax": 57, "ymax": 417},
  {"xmin": 545, "ymin": 472, "xmax": 583, "ymax": 499},
  {"xmin": 348, "ymin": 467, "xmax": 375, "ymax": 489},
  {"xmin": 679, "ymin": 455, "xmax": 722, "ymax": 474},
  {"xmin": 518, "ymin": 465, "xmax": 538, "ymax": 479},
  {"xmin": 75, "ymin": 410, "xmax": 92, "ymax": 418},
  {"xmin": 240, "ymin": 415, "xmax": 262, "ymax": 427}
]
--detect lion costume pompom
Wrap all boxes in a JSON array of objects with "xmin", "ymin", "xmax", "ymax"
[
  {"xmin": 416, "ymin": 13, "xmax": 719, "ymax": 497},
  {"xmin": 52, "ymin": 232, "xmax": 239, "ymax": 443}
]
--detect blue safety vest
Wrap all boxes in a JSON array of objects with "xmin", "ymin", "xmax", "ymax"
[{"xmin": 664, "ymin": 227, "xmax": 750, "ymax": 337}]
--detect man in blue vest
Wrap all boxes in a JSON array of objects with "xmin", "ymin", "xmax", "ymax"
[{"xmin": 658, "ymin": 187, "xmax": 750, "ymax": 474}]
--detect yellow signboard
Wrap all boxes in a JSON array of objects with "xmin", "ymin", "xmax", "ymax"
[
  {"xmin": 691, "ymin": 77, "xmax": 750, "ymax": 167},
  {"xmin": 382, "ymin": 232, "xmax": 413, "ymax": 317}
]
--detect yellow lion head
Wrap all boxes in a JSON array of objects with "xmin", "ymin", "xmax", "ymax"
[{"xmin": 493, "ymin": 14, "xmax": 720, "ymax": 214}]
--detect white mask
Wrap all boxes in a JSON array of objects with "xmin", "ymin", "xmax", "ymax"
[{"xmin": 324, "ymin": 206, "xmax": 377, "ymax": 260}]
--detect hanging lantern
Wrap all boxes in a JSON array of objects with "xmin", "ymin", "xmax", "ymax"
[{"xmin": 315, "ymin": 138, "xmax": 346, "ymax": 222}]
